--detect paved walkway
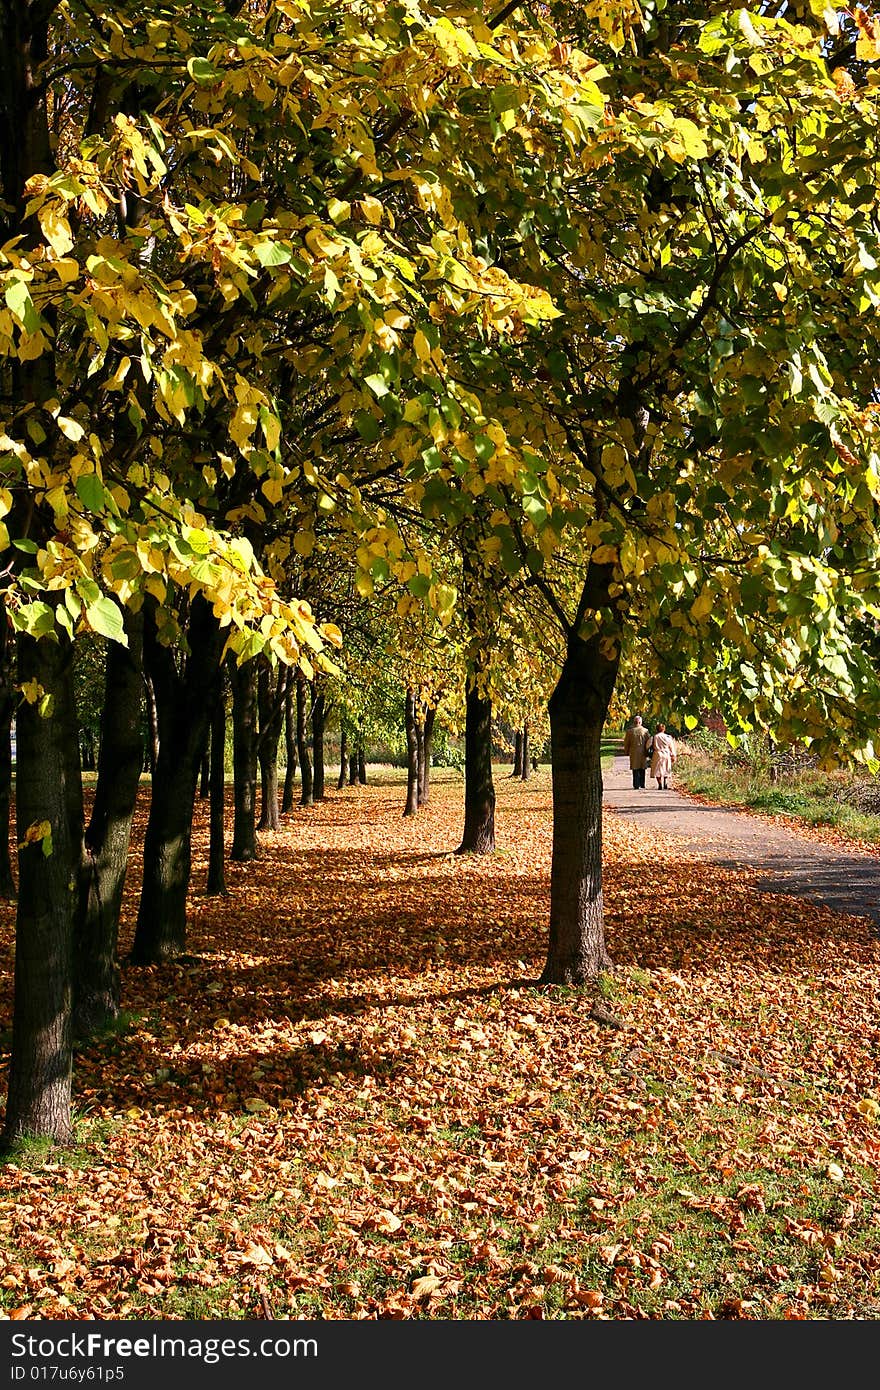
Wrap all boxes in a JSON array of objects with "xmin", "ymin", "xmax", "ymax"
[{"xmin": 604, "ymin": 753, "xmax": 880, "ymax": 929}]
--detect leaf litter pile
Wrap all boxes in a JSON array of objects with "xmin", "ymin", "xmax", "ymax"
[{"xmin": 1, "ymin": 769, "xmax": 880, "ymax": 1321}]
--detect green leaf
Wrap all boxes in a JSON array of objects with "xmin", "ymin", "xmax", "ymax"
[
  {"xmin": 354, "ymin": 411, "xmax": 381, "ymax": 442},
  {"xmin": 187, "ymin": 56, "xmax": 220, "ymax": 84},
  {"xmin": 254, "ymin": 241, "xmax": 292, "ymax": 268},
  {"xmin": 75, "ymin": 473, "xmax": 106, "ymax": 513},
  {"xmin": 5, "ymin": 279, "xmax": 41, "ymax": 334},
  {"xmin": 86, "ymin": 597, "xmax": 128, "ymax": 646}
]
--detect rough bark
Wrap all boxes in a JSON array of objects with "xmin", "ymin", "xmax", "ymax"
[
  {"xmin": 417, "ymin": 706, "xmax": 435, "ymax": 808},
  {"xmin": 337, "ymin": 727, "xmax": 348, "ymax": 790},
  {"xmin": 206, "ymin": 675, "xmax": 228, "ymax": 896},
  {"xmin": 73, "ymin": 610, "xmax": 144, "ymax": 1037},
  {"xmin": 403, "ymin": 687, "xmax": 419, "ymax": 817},
  {"xmin": 540, "ymin": 624, "xmax": 621, "ymax": 985},
  {"xmin": 282, "ymin": 678, "xmax": 297, "ymax": 811},
  {"xmin": 456, "ymin": 680, "xmax": 495, "ymax": 854},
  {"xmin": 0, "ymin": 3, "xmax": 80, "ymax": 1142},
  {"xmin": 312, "ymin": 685, "xmax": 325, "ymax": 801},
  {"xmin": 230, "ymin": 657, "xmax": 259, "ymax": 861},
  {"xmin": 296, "ymin": 673, "xmax": 313, "ymax": 806},
  {"xmin": 0, "ymin": 616, "xmax": 17, "ymax": 899},
  {"xmin": 130, "ymin": 598, "xmax": 224, "ymax": 963},
  {"xmin": 521, "ymin": 719, "xmax": 531, "ymax": 782},
  {"xmin": 3, "ymin": 629, "xmax": 82, "ymax": 1145},
  {"xmin": 257, "ymin": 662, "xmax": 284, "ymax": 831}
]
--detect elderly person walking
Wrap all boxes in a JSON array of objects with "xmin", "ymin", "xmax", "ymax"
[
  {"xmin": 651, "ymin": 723, "xmax": 677, "ymax": 790},
  {"xmin": 622, "ymin": 715, "xmax": 651, "ymax": 790}
]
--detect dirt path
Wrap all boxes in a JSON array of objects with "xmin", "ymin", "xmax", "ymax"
[{"xmin": 604, "ymin": 751, "xmax": 880, "ymax": 930}]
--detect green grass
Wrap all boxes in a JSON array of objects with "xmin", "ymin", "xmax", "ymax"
[{"xmin": 677, "ymin": 754, "xmax": 880, "ymax": 847}]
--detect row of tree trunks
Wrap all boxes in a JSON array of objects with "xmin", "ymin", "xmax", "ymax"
[
  {"xmin": 130, "ymin": 597, "xmax": 225, "ymax": 964},
  {"xmin": 312, "ymin": 689, "xmax": 326, "ymax": 801},
  {"xmin": 418, "ymin": 707, "xmax": 435, "ymax": 806},
  {"xmin": 206, "ymin": 675, "xmax": 228, "ymax": 896},
  {"xmin": 456, "ymin": 678, "xmax": 495, "ymax": 854},
  {"xmin": 509, "ymin": 722, "xmax": 532, "ymax": 781},
  {"xmin": 282, "ymin": 680, "xmax": 298, "ymax": 811},
  {"xmin": 230, "ymin": 659, "xmax": 258, "ymax": 863},
  {"xmin": 403, "ymin": 688, "xmax": 419, "ymax": 817},
  {"xmin": 4, "ymin": 625, "xmax": 82, "ymax": 1144},
  {"xmin": 296, "ymin": 673, "xmax": 313, "ymax": 806},
  {"xmin": 72, "ymin": 610, "xmax": 145, "ymax": 1037},
  {"xmin": 336, "ymin": 727, "xmax": 348, "ymax": 791},
  {"xmin": 510, "ymin": 728, "xmax": 523, "ymax": 777},
  {"xmin": 404, "ymin": 689, "xmax": 436, "ymax": 817},
  {"xmin": 257, "ymin": 665, "xmax": 286, "ymax": 831}
]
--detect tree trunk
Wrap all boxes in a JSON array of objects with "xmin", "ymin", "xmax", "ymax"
[
  {"xmin": 130, "ymin": 598, "xmax": 224, "ymax": 963},
  {"xmin": 144, "ymin": 671, "xmax": 160, "ymax": 774},
  {"xmin": 418, "ymin": 706, "xmax": 435, "ymax": 807},
  {"xmin": 0, "ymin": 619, "xmax": 17, "ymax": 899},
  {"xmin": 297, "ymin": 673, "xmax": 313, "ymax": 806},
  {"xmin": 521, "ymin": 719, "xmax": 531, "ymax": 782},
  {"xmin": 3, "ymin": 629, "xmax": 82, "ymax": 1145},
  {"xmin": 358, "ymin": 745, "xmax": 367, "ymax": 784},
  {"xmin": 257, "ymin": 662, "xmax": 284, "ymax": 831},
  {"xmin": 510, "ymin": 728, "xmax": 523, "ymax": 778},
  {"xmin": 80, "ymin": 729, "xmax": 96, "ymax": 772},
  {"xmin": 540, "ymin": 627, "xmax": 620, "ymax": 985},
  {"xmin": 72, "ymin": 611, "xmax": 144, "ymax": 1037},
  {"xmin": 348, "ymin": 751, "xmax": 357, "ymax": 785},
  {"xmin": 282, "ymin": 678, "xmax": 297, "ymax": 811},
  {"xmin": 337, "ymin": 727, "xmax": 348, "ymax": 790},
  {"xmin": 199, "ymin": 749, "xmax": 210, "ymax": 798},
  {"xmin": 312, "ymin": 685, "xmax": 325, "ymax": 801},
  {"xmin": 230, "ymin": 657, "xmax": 259, "ymax": 861},
  {"xmin": 456, "ymin": 680, "xmax": 495, "ymax": 854},
  {"xmin": 403, "ymin": 687, "xmax": 419, "ymax": 816},
  {"xmin": 206, "ymin": 675, "xmax": 228, "ymax": 896}
]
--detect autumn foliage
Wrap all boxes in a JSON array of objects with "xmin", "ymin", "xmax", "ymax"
[{"xmin": 1, "ymin": 772, "xmax": 879, "ymax": 1321}]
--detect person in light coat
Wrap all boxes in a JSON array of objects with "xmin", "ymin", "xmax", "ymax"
[
  {"xmin": 651, "ymin": 723, "xmax": 677, "ymax": 789},
  {"xmin": 622, "ymin": 715, "xmax": 651, "ymax": 790}
]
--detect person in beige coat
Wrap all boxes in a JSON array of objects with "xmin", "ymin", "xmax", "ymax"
[
  {"xmin": 622, "ymin": 715, "xmax": 651, "ymax": 789},
  {"xmin": 651, "ymin": 723, "xmax": 677, "ymax": 789}
]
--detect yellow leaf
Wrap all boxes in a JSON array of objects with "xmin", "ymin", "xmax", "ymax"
[
  {"xmin": 58, "ymin": 416, "xmax": 85, "ymax": 442},
  {"xmin": 239, "ymin": 1241, "xmax": 273, "ymax": 1267},
  {"xmin": 39, "ymin": 205, "xmax": 74, "ymax": 256},
  {"xmin": 360, "ymin": 195, "xmax": 383, "ymax": 225},
  {"xmin": 411, "ymin": 1275, "xmax": 442, "ymax": 1300},
  {"xmin": 54, "ymin": 259, "xmax": 79, "ymax": 285},
  {"xmin": 373, "ymin": 1209, "xmax": 402, "ymax": 1234},
  {"xmin": 690, "ymin": 588, "xmax": 713, "ymax": 622},
  {"xmin": 591, "ymin": 545, "xmax": 618, "ymax": 565}
]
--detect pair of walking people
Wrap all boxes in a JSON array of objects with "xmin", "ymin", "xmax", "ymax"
[{"xmin": 622, "ymin": 715, "xmax": 677, "ymax": 790}]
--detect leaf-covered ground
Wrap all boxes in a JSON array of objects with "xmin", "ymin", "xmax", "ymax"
[{"xmin": 1, "ymin": 768, "xmax": 879, "ymax": 1320}]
